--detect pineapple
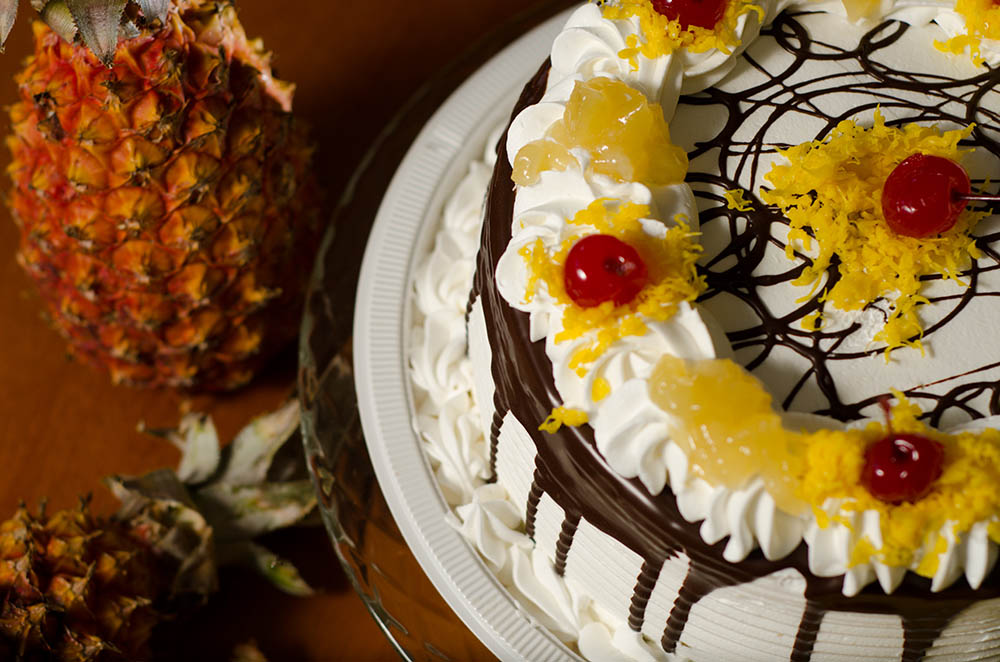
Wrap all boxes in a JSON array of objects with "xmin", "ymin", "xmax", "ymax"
[
  {"xmin": 0, "ymin": 502, "xmax": 162, "ymax": 661},
  {"xmin": 0, "ymin": 400, "xmax": 317, "ymax": 660},
  {"xmin": 4, "ymin": 0, "xmax": 319, "ymax": 389}
]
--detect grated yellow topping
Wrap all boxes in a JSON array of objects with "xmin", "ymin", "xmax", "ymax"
[
  {"xmin": 592, "ymin": 377, "xmax": 612, "ymax": 401},
  {"xmin": 601, "ymin": 0, "xmax": 764, "ymax": 67},
  {"xmin": 799, "ymin": 395, "xmax": 1000, "ymax": 575},
  {"xmin": 935, "ymin": 0, "xmax": 1000, "ymax": 67},
  {"xmin": 539, "ymin": 406, "xmax": 589, "ymax": 433},
  {"xmin": 849, "ymin": 536, "xmax": 879, "ymax": 568},
  {"xmin": 723, "ymin": 187, "xmax": 754, "ymax": 211},
  {"xmin": 761, "ymin": 110, "xmax": 986, "ymax": 356},
  {"xmin": 520, "ymin": 199, "xmax": 705, "ymax": 376}
]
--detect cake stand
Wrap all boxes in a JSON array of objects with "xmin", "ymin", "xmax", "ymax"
[{"xmin": 298, "ymin": 2, "xmax": 576, "ymax": 660}]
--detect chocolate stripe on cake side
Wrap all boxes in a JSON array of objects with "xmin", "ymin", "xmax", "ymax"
[
  {"xmin": 553, "ymin": 513, "xmax": 581, "ymax": 576},
  {"xmin": 627, "ymin": 559, "xmax": 663, "ymax": 632}
]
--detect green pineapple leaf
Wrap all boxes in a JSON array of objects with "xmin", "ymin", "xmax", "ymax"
[
  {"xmin": 105, "ymin": 470, "xmax": 218, "ymax": 605},
  {"xmin": 140, "ymin": 412, "xmax": 222, "ymax": 484},
  {"xmin": 108, "ymin": 467, "xmax": 198, "ymax": 510},
  {"xmin": 135, "ymin": 0, "xmax": 166, "ymax": 22},
  {"xmin": 217, "ymin": 400, "xmax": 301, "ymax": 487},
  {"xmin": 174, "ymin": 414, "xmax": 223, "ymax": 484},
  {"xmin": 220, "ymin": 541, "xmax": 315, "ymax": 597},
  {"xmin": 38, "ymin": 0, "xmax": 77, "ymax": 42},
  {"xmin": 0, "ymin": 0, "xmax": 16, "ymax": 50},
  {"xmin": 195, "ymin": 481, "xmax": 317, "ymax": 541},
  {"xmin": 64, "ymin": 0, "xmax": 127, "ymax": 66},
  {"xmin": 121, "ymin": 398, "xmax": 318, "ymax": 601},
  {"xmin": 2, "ymin": 0, "xmax": 162, "ymax": 63}
]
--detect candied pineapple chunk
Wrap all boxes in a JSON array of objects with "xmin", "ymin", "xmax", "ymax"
[
  {"xmin": 512, "ymin": 139, "xmax": 578, "ymax": 186},
  {"xmin": 512, "ymin": 77, "xmax": 688, "ymax": 187},
  {"xmin": 649, "ymin": 355, "xmax": 805, "ymax": 514}
]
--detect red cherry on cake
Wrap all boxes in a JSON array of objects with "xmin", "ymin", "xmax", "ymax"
[
  {"xmin": 564, "ymin": 234, "xmax": 648, "ymax": 308},
  {"xmin": 881, "ymin": 154, "xmax": 970, "ymax": 238},
  {"xmin": 652, "ymin": 0, "xmax": 728, "ymax": 29},
  {"xmin": 861, "ymin": 433, "xmax": 944, "ymax": 504}
]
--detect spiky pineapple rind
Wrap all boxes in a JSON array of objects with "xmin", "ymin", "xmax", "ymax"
[{"xmin": 0, "ymin": 501, "xmax": 161, "ymax": 661}]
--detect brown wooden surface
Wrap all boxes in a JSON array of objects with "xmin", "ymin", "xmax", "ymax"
[{"xmin": 0, "ymin": 1, "xmax": 539, "ymax": 660}]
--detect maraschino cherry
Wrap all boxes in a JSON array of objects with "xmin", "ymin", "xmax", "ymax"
[
  {"xmin": 564, "ymin": 234, "xmax": 648, "ymax": 308},
  {"xmin": 861, "ymin": 399, "xmax": 944, "ymax": 504},
  {"xmin": 881, "ymin": 154, "xmax": 971, "ymax": 238},
  {"xmin": 652, "ymin": 0, "xmax": 728, "ymax": 29}
]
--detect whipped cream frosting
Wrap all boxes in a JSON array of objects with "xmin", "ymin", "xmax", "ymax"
[
  {"xmin": 410, "ymin": 150, "xmax": 496, "ymax": 507},
  {"xmin": 411, "ymin": 132, "xmax": 677, "ymax": 661},
  {"xmin": 492, "ymin": 0, "xmax": 1000, "ymax": 596}
]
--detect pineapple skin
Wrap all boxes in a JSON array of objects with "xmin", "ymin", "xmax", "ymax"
[
  {"xmin": 0, "ymin": 504, "xmax": 161, "ymax": 661},
  {"xmin": 7, "ymin": 0, "xmax": 320, "ymax": 390}
]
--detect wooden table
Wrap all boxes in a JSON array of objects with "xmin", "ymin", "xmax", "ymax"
[{"xmin": 0, "ymin": 0, "xmax": 540, "ymax": 659}]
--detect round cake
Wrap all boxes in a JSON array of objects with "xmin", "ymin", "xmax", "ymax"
[{"xmin": 409, "ymin": 0, "xmax": 1000, "ymax": 659}]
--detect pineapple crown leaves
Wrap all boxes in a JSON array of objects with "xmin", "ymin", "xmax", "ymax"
[
  {"xmin": 105, "ymin": 469, "xmax": 217, "ymax": 609},
  {"xmin": 1, "ymin": 0, "xmax": 170, "ymax": 65},
  {"xmin": 0, "ymin": 1, "xmax": 15, "ymax": 51},
  {"xmin": 117, "ymin": 399, "xmax": 317, "ymax": 600}
]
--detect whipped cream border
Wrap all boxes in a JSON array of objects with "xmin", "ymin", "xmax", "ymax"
[{"xmin": 494, "ymin": 0, "xmax": 1000, "ymax": 596}]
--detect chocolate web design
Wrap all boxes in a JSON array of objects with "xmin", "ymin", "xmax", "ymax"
[{"xmin": 680, "ymin": 12, "xmax": 1000, "ymax": 425}]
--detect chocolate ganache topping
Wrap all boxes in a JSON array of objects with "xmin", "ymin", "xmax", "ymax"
[{"xmin": 472, "ymin": 12, "xmax": 1000, "ymax": 662}]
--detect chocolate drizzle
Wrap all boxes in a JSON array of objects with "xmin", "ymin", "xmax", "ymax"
[
  {"xmin": 686, "ymin": 13, "xmax": 1000, "ymax": 426},
  {"xmin": 790, "ymin": 602, "xmax": 822, "ymax": 662},
  {"xmin": 525, "ymin": 470, "xmax": 543, "ymax": 539},
  {"xmin": 470, "ymin": 14, "xmax": 1000, "ymax": 662},
  {"xmin": 554, "ymin": 512, "xmax": 580, "ymax": 576},
  {"xmin": 628, "ymin": 560, "xmax": 662, "ymax": 632},
  {"xmin": 661, "ymin": 583, "xmax": 695, "ymax": 653},
  {"xmin": 487, "ymin": 409, "xmax": 503, "ymax": 483}
]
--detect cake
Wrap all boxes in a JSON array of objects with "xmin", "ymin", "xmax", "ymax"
[{"xmin": 409, "ymin": 0, "xmax": 1000, "ymax": 659}]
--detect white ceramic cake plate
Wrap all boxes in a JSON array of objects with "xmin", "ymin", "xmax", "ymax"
[{"xmin": 353, "ymin": 8, "xmax": 585, "ymax": 662}]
